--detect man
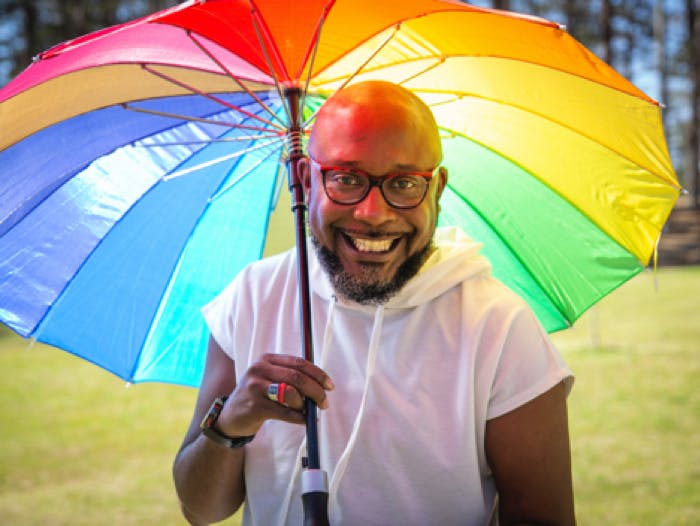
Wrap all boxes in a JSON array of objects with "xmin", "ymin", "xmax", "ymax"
[{"xmin": 173, "ymin": 81, "xmax": 575, "ymax": 525}]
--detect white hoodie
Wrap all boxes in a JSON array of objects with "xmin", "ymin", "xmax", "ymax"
[{"xmin": 203, "ymin": 226, "xmax": 573, "ymax": 526}]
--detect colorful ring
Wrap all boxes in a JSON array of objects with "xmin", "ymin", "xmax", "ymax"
[
  {"xmin": 267, "ymin": 382, "xmax": 288, "ymax": 404},
  {"xmin": 278, "ymin": 382, "xmax": 287, "ymax": 405},
  {"xmin": 267, "ymin": 382, "xmax": 280, "ymax": 402}
]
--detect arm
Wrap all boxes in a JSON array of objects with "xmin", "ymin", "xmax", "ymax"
[
  {"xmin": 173, "ymin": 336, "xmax": 334, "ymax": 525},
  {"xmin": 485, "ymin": 381, "xmax": 575, "ymax": 526},
  {"xmin": 172, "ymin": 337, "xmax": 245, "ymax": 525}
]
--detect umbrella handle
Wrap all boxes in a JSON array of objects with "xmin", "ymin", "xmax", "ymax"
[
  {"xmin": 286, "ymin": 86, "xmax": 330, "ymax": 525},
  {"xmin": 302, "ymin": 470, "xmax": 330, "ymax": 526}
]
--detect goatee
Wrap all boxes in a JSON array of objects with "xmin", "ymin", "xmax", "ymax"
[{"xmin": 311, "ymin": 235, "xmax": 433, "ymax": 305}]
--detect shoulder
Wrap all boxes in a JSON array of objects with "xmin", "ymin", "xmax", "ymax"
[{"xmin": 455, "ymin": 271, "xmax": 532, "ymax": 326}]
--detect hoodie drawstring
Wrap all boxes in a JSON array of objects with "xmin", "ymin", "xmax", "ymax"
[{"xmin": 328, "ymin": 304, "xmax": 385, "ymax": 514}]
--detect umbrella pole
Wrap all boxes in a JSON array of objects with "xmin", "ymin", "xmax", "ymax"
[{"xmin": 285, "ymin": 86, "xmax": 330, "ymax": 526}]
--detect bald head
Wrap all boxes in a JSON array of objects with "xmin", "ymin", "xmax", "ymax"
[{"xmin": 308, "ymin": 81, "xmax": 442, "ymax": 168}]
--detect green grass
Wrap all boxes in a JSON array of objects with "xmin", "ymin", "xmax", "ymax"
[
  {"xmin": 552, "ymin": 266, "xmax": 700, "ymax": 525},
  {"xmin": 0, "ymin": 335, "xmax": 242, "ymax": 525},
  {"xmin": 1, "ymin": 267, "xmax": 698, "ymax": 525}
]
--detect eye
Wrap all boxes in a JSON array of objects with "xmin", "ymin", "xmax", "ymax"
[
  {"xmin": 387, "ymin": 176, "xmax": 420, "ymax": 191},
  {"xmin": 328, "ymin": 170, "xmax": 363, "ymax": 187}
]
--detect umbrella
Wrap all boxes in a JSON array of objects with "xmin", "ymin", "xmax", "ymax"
[{"xmin": 0, "ymin": 0, "xmax": 681, "ymax": 521}]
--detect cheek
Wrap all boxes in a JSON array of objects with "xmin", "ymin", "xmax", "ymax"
[
  {"xmin": 306, "ymin": 190, "xmax": 339, "ymax": 240},
  {"xmin": 407, "ymin": 204, "xmax": 438, "ymax": 246}
]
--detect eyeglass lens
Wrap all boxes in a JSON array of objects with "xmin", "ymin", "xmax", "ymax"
[{"xmin": 324, "ymin": 170, "xmax": 430, "ymax": 208}]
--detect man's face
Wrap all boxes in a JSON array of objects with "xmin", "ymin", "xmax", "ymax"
[{"xmin": 301, "ymin": 84, "xmax": 446, "ymax": 303}]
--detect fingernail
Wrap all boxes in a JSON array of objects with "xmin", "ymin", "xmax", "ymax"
[
  {"xmin": 320, "ymin": 398, "xmax": 329, "ymax": 410},
  {"xmin": 324, "ymin": 378, "xmax": 335, "ymax": 390}
]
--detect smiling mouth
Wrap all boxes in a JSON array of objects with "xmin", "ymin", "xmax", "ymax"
[{"xmin": 342, "ymin": 232, "xmax": 401, "ymax": 253}]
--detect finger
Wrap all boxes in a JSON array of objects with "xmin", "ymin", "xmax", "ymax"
[
  {"xmin": 219, "ymin": 380, "xmax": 306, "ymax": 435},
  {"xmin": 268, "ymin": 382, "xmax": 306, "ymax": 411},
  {"xmin": 258, "ymin": 355, "xmax": 332, "ymax": 409},
  {"xmin": 268, "ymin": 367, "xmax": 330, "ymax": 409},
  {"xmin": 264, "ymin": 403, "xmax": 306, "ymax": 426},
  {"xmin": 264, "ymin": 354, "xmax": 335, "ymax": 390}
]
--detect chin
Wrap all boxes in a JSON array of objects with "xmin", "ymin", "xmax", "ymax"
[{"xmin": 311, "ymin": 235, "xmax": 433, "ymax": 305}]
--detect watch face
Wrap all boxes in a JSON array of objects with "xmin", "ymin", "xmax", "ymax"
[
  {"xmin": 200, "ymin": 397, "xmax": 254, "ymax": 449},
  {"xmin": 201, "ymin": 397, "xmax": 226, "ymax": 431}
]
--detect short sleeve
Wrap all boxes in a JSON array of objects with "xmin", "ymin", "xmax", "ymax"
[
  {"xmin": 201, "ymin": 276, "xmax": 241, "ymax": 361},
  {"xmin": 486, "ymin": 306, "xmax": 574, "ymax": 420}
]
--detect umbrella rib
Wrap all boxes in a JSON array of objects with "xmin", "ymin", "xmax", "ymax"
[
  {"xmin": 299, "ymin": 7, "xmax": 327, "ymax": 130},
  {"xmin": 141, "ymin": 64, "xmax": 285, "ymax": 130},
  {"xmin": 250, "ymin": 6, "xmax": 292, "ymax": 127},
  {"xmin": 336, "ymin": 23, "xmax": 400, "ymax": 92},
  {"xmin": 444, "ymin": 184, "xmax": 573, "ymax": 326},
  {"xmin": 139, "ymin": 134, "xmax": 282, "ymax": 148},
  {"xmin": 443, "ymin": 124, "xmax": 671, "ymax": 274},
  {"xmin": 396, "ymin": 56, "xmax": 445, "ymax": 86},
  {"xmin": 249, "ymin": 1, "xmax": 291, "ymax": 82},
  {"xmin": 209, "ymin": 145, "xmax": 282, "ymax": 203},
  {"xmin": 121, "ymin": 103, "xmax": 282, "ymax": 134},
  {"xmin": 162, "ymin": 138, "xmax": 282, "ymax": 181},
  {"xmin": 187, "ymin": 31, "xmax": 287, "ymax": 128},
  {"xmin": 311, "ymin": 48, "xmax": 679, "ymax": 189},
  {"xmin": 302, "ymin": 24, "xmax": 400, "ymax": 129},
  {"xmin": 427, "ymin": 90, "xmax": 681, "ymax": 190}
]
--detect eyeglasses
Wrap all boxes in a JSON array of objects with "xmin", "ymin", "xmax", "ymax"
[{"xmin": 309, "ymin": 156, "xmax": 438, "ymax": 209}]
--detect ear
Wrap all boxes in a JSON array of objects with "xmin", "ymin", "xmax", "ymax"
[
  {"xmin": 299, "ymin": 156, "xmax": 312, "ymax": 194},
  {"xmin": 435, "ymin": 166, "xmax": 448, "ymax": 201}
]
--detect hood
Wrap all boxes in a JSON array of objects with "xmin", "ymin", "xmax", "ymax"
[{"xmin": 308, "ymin": 225, "xmax": 491, "ymax": 309}]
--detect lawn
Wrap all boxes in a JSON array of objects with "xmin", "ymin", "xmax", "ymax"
[{"xmin": 0, "ymin": 267, "xmax": 698, "ymax": 525}]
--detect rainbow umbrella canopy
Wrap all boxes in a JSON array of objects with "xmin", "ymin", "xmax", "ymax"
[{"xmin": 0, "ymin": 0, "xmax": 681, "ymax": 387}]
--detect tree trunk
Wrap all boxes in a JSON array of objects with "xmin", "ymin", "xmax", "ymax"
[
  {"xmin": 600, "ymin": 0, "xmax": 614, "ymax": 66},
  {"xmin": 18, "ymin": 0, "xmax": 39, "ymax": 68},
  {"xmin": 654, "ymin": 0, "xmax": 669, "ymax": 128},
  {"xmin": 492, "ymin": 0, "xmax": 511, "ymax": 10},
  {"xmin": 687, "ymin": 0, "xmax": 700, "ymax": 208}
]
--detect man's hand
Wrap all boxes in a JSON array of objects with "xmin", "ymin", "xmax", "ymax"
[
  {"xmin": 217, "ymin": 353, "xmax": 335, "ymax": 437},
  {"xmin": 174, "ymin": 338, "xmax": 333, "ymax": 525}
]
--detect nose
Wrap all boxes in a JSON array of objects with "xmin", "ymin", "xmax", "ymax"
[{"xmin": 352, "ymin": 185, "xmax": 396, "ymax": 225}]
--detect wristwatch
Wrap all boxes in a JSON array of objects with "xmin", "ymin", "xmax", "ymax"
[{"xmin": 200, "ymin": 396, "xmax": 255, "ymax": 449}]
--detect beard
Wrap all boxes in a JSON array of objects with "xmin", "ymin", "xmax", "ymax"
[{"xmin": 311, "ymin": 234, "xmax": 433, "ymax": 305}]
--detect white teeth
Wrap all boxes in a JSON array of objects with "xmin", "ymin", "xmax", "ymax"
[{"xmin": 351, "ymin": 237, "xmax": 394, "ymax": 252}]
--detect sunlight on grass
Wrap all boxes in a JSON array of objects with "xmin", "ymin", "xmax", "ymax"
[
  {"xmin": 0, "ymin": 337, "xmax": 243, "ymax": 525},
  {"xmin": 552, "ymin": 267, "xmax": 700, "ymax": 525},
  {"xmin": 0, "ymin": 267, "xmax": 698, "ymax": 525}
]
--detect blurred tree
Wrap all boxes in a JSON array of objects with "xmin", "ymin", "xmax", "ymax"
[
  {"xmin": 0, "ymin": 0, "xmax": 40, "ymax": 73},
  {"xmin": 600, "ymin": 0, "xmax": 614, "ymax": 64},
  {"xmin": 610, "ymin": 0, "xmax": 654, "ymax": 79},
  {"xmin": 654, "ymin": 0, "xmax": 670, "ymax": 131},
  {"xmin": 0, "ymin": 0, "xmax": 178, "ymax": 81},
  {"xmin": 686, "ymin": 0, "xmax": 699, "ymax": 206}
]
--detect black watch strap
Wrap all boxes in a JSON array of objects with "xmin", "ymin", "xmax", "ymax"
[{"xmin": 200, "ymin": 396, "xmax": 255, "ymax": 449}]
